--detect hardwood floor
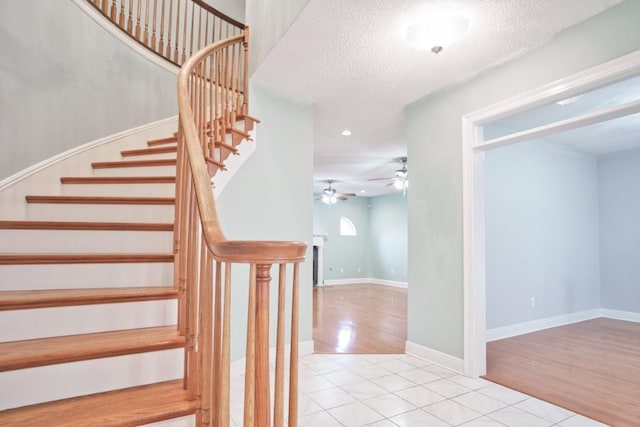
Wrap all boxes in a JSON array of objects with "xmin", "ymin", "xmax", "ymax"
[
  {"xmin": 313, "ymin": 283, "xmax": 407, "ymax": 354},
  {"xmin": 485, "ymin": 318, "xmax": 640, "ymax": 427}
]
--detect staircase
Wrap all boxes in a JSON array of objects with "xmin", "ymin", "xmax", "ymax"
[
  {"xmin": 1, "ymin": 2, "xmax": 306, "ymax": 425},
  {"xmin": 0, "ymin": 127, "xmax": 235, "ymax": 425}
]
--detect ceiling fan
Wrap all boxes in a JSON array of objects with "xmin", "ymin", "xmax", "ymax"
[
  {"xmin": 315, "ymin": 180, "xmax": 356, "ymax": 204},
  {"xmin": 369, "ymin": 157, "xmax": 409, "ymax": 194}
]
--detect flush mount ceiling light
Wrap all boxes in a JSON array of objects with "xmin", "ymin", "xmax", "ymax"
[
  {"xmin": 406, "ymin": 11, "xmax": 470, "ymax": 54},
  {"xmin": 341, "ymin": 130, "xmax": 352, "ymax": 136}
]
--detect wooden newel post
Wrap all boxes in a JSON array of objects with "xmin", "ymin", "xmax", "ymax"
[{"xmin": 255, "ymin": 263, "xmax": 272, "ymax": 426}]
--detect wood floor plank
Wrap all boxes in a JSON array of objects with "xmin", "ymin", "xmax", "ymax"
[
  {"xmin": 0, "ymin": 286, "xmax": 177, "ymax": 310},
  {"xmin": 0, "ymin": 326, "xmax": 184, "ymax": 372},
  {"xmin": 0, "ymin": 379, "xmax": 196, "ymax": 426},
  {"xmin": 313, "ymin": 283, "xmax": 406, "ymax": 354},
  {"xmin": 485, "ymin": 318, "xmax": 640, "ymax": 427}
]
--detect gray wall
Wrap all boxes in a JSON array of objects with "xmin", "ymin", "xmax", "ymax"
[
  {"xmin": 405, "ymin": 0, "xmax": 640, "ymax": 358},
  {"xmin": 313, "ymin": 197, "xmax": 371, "ymax": 281},
  {"xmin": 203, "ymin": 0, "xmax": 245, "ymax": 22},
  {"xmin": 369, "ymin": 192, "xmax": 408, "ymax": 282},
  {"xmin": 313, "ymin": 193, "xmax": 408, "ymax": 282},
  {"xmin": 485, "ymin": 142, "xmax": 601, "ymax": 329},
  {"xmin": 0, "ymin": 0, "xmax": 178, "ymax": 180},
  {"xmin": 598, "ymin": 147, "xmax": 640, "ymax": 313},
  {"xmin": 218, "ymin": 84, "xmax": 313, "ymax": 360},
  {"xmin": 245, "ymin": 0, "xmax": 310, "ymax": 75}
]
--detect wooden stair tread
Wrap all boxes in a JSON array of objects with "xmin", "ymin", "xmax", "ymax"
[
  {"xmin": 121, "ymin": 145, "xmax": 177, "ymax": 157},
  {"xmin": 147, "ymin": 135, "xmax": 178, "ymax": 146},
  {"xmin": 0, "ymin": 379, "xmax": 195, "ymax": 426},
  {"xmin": 0, "ymin": 253, "xmax": 174, "ymax": 265},
  {"xmin": 0, "ymin": 286, "xmax": 177, "ymax": 310},
  {"xmin": 25, "ymin": 195, "xmax": 175, "ymax": 205},
  {"xmin": 0, "ymin": 220, "xmax": 173, "ymax": 231},
  {"xmin": 0, "ymin": 326, "xmax": 184, "ymax": 372},
  {"xmin": 60, "ymin": 176, "xmax": 176, "ymax": 184},
  {"xmin": 92, "ymin": 159, "xmax": 176, "ymax": 169}
]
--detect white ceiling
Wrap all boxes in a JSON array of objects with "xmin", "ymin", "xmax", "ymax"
[{"xmin": 251, "ymin": 0, "xmax": 623, "ymax": 197}]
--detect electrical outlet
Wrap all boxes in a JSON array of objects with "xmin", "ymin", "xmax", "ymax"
[{"xmin": 530, "ymin": 297, "xmax": 535, "ymax": 307}]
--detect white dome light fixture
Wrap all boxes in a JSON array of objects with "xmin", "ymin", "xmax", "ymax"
[
  {"xmin": 406, "ymin": 11, "xmax": 470, "ymax": 54},
  {"xmin": 341, "ymin": 129, "xmax": 352, "ymax": 136}
]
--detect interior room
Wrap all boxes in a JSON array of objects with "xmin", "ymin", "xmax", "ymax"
[
  {"xmin": 313, "ymin": 192, "xmax": 408, "ymax": 353},
  {"xmin": 479, "ymin": 76, "xmax": 640, "ymax": 426}
]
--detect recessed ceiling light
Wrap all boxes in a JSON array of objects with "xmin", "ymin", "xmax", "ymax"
[
  {"xmin": 360, "ymin": 190, "xmax": 366, "ymax": 193},
  {"xmin": 341, "ymin": 130, "xmax": 352, "ymax": 136}
]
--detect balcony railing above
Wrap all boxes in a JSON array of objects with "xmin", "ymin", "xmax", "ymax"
[{"xmin": 89, "ymin": 0, "xmax": 245, "ymax": 67}]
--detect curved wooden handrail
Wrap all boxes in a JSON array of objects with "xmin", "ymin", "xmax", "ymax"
[{"xmin": 176, "ymin": 31, "xmax": 306, "ymax": 426}]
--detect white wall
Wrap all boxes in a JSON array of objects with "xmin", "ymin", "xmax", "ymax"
[
  {"xmin": 485, "ymin": 141, "xmax": 601, "ymax": 329},
  {"xmin": 405, "ymin": 0, "xmax": 640, "ymax": 358},
  {"xmin": 369, "ymin": 193, "xmax": 408, "ymax": 282},
  {"xmin": 598, "ymin": 147, "xmax": 640, "ymax": 313},
  {"xmin": 202, "ymin": 0, "xmax": 245, "ymax": 23},
  {"xmin": 0, "ymin": 0, "xmax": 177, "ymax": 180},
  {"xmin": 217, "ymin": 83, "xmax": 314, "ymax": 361}
]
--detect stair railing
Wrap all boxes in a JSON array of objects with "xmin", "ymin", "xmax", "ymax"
[
  {"xmin": 176, "ymin": 29, "xmax": 307, "ymax": 426},
  {"xmin": 88, "ymin": 0, "xmax": 244, "ymax": 66}
]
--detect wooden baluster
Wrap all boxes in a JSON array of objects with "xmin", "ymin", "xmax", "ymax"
[
  {"xmin": 102, "ymin": 0, "xmax": 109, "ymax": 14},
  {"xmin": 288, "ymin": 263, "xmax": 300, "ymax": 427},
  {"xmin": 243, "ymin": 264, "xmax": 257, "ymax": 427},
  {"xmin": 165, "ymin": 0, "xmax": 173, "ymax": 59},
  {"xmin": 229, "ymin": 42, "xmax": 237, "ymax": 125},
  {"xmin": 135, "ymin": 0, "xmax": 142, "ymax": 40},
  {"xmin": 234, "ymin": 42, "xmax": 241, "ymax": 119},
  {"xmin": 212, "ymin": 261, "xmax": 223, "ymax": 427},
  {"xmin": 211, "ymin": 16, "xmax": 217, "ymax": 45},
  {"xmin": 273, "ymin": 264, "xmax": 286, "ymax": 427},
  {"xmin": 181, "ymin": 0, "xmax": 188, "ymax": 64},
  {"xmin": 197, "ymin": 244, "xmax": 212, "ymax": 426},
  {"xmin": 196, "ymin": 5, "xmax": 202, "ymax": 54},
  {"xmin": 158, "ymin": 0, "xmax": 165, "ymax": 54},
  {"xmin": 222, "ymin": 45, "xmax": 229, "ymax": 128},
  {"xmin": 243, "ymin": 28, "xmax": 249, "ymax": 116},
  {"xmin": 127, "ymin": 0, "xmax": 134, "ymax": 33},
  {"xmin": 110, "ymin": 0, "xmax": 117, "ymax": 20},
  {"xmin": 174, "ymin": 125, "xmax": 188, "ymax": 335},
  {"xmin": 189, "ymin": 2, "xmax": 195, "ymax": 59},
  {"xmin": 220, "ymin": 262, "xmax": 232, "ymax": 426},
  {"xmin": 150, "ymin": 0, "xmax": 158, "ymax": 49},
  {"xmin": 255, "ymin": 264, "xmax": 272, "ymax": 426},
  {"xmin": 208, "ymin": 51, "xmax": 214, "ymax": 161},
  {"xmin": 119, "ymin": 0, "xmax": 126, "ymax": 28},
  {"xmin": 143, "ymin": 0, "xmax": 150, "ymax": 45},
  {"xmin": 174, "ymin": 0, "xmax": 181, "ymax": 63}
]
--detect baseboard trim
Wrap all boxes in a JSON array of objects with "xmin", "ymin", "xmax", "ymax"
[
  {"xmin": 405, "ymin": 341, "xmax": 464, "ymax": 374},
  {"xmin": 323, "ymin": 278, "xmax": 408, "ymax": 288},
  {"xmin": 0, "ymin": 116, "xmax": 178, "ymax": 192},
  {"xmin": 230, "ymin": 340, "xmax": 314, "ymax": 378},
  {"xmin": 486, "ymin": 309, "xmax": 601, "ymax": 342},
  {"xmin": 601, "ymin": 308, "xmax": 640, "ymax": 323}
]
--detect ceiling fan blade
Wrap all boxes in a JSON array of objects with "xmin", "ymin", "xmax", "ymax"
[
  {"xmin": 335, "ymin": 195, "xmax": 349, "ymax": 201},
  {"xmin": 336, "ymin": 192, "xmax": 357, "ymax": 198},
  {"xmin": 368, "ymin": 177, "xmax": 391, "ymax": 181}
]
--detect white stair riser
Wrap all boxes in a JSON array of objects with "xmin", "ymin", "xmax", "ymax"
[
  {"xmin": 0, "ymin": 300, "xmax": 177, "ymax": 341},
  {"xmin": 0, "ymin": 349, "xmax": 183, "ymax": 410},
  {"xmin": 0, "ymin": 263, "xmax": 173, "ymax": 290},
  {"xmin": 18, "ymin": 204, "xmax": 175, "ymax": 222},
  {"xmin": 0, "ymin": 230, "xmax": 173, "ymax": 253},
  {"xmin": 91, "ymin": 166, "xmax": 177, "ymax": 177}
]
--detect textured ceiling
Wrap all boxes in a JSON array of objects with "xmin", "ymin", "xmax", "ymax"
[{"xmin": 252, "ymin": 0, "xmax": 623, "ymax": 197}]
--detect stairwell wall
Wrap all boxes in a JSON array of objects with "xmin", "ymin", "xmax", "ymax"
[
  {"xmin": 0, "ymin": 0, "xmax": 177, "ymax": 180},
  {"xmin": 405, "ymin": 0, "xmax": 640, "ymax": 359},
  {"xmin": 216, "ymin": 83, "xmax": 314, "ymax": 362}
]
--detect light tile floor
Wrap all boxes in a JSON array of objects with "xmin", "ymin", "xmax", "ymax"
[{"xmin": 230, "ymin": 353, "xmax": 609, "ymax": 427}]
